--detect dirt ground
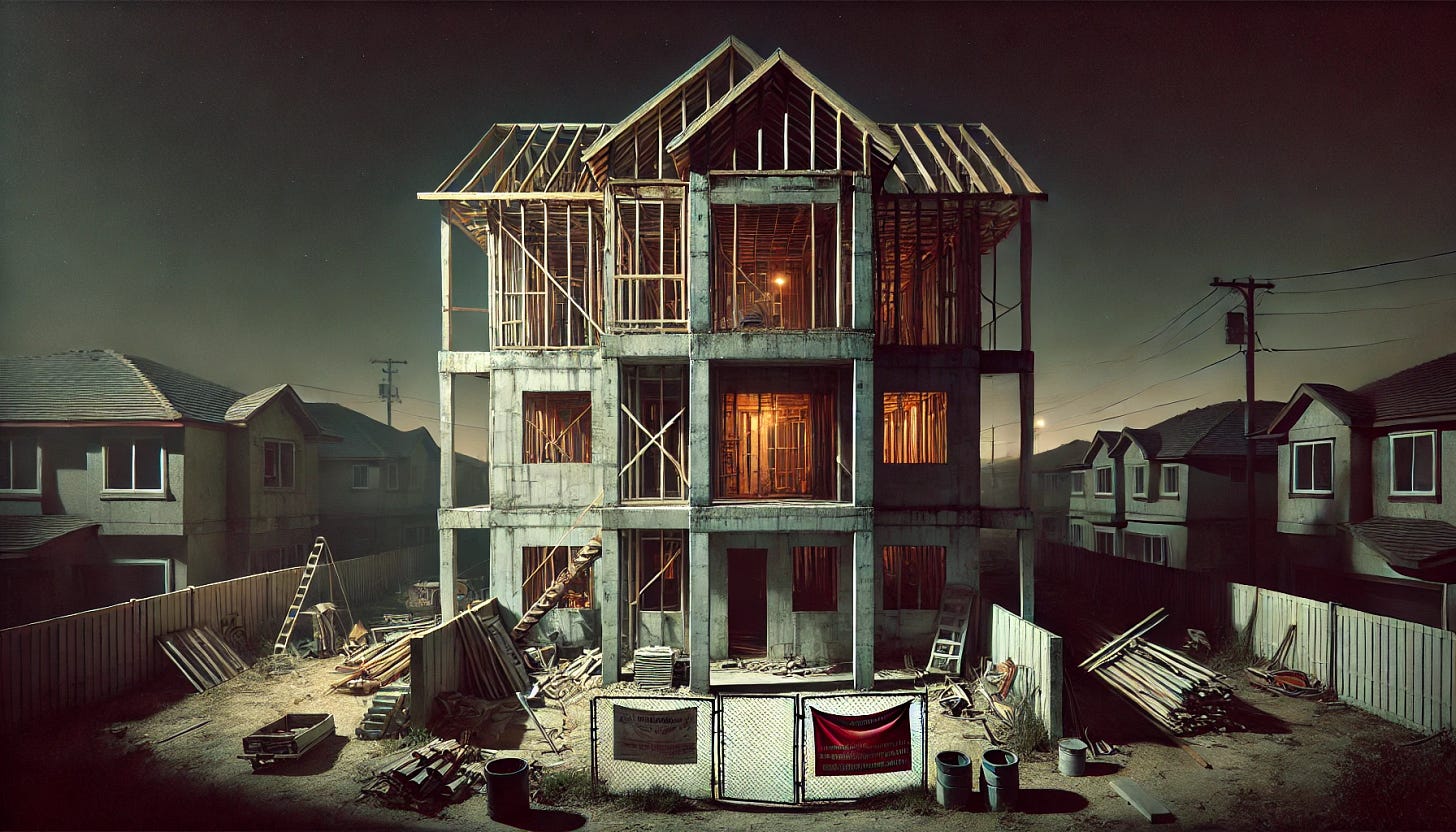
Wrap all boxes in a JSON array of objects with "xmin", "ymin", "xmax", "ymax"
[{"xmin": 4, "ymin": 634, "xmax": 1448, "ymax": 832}]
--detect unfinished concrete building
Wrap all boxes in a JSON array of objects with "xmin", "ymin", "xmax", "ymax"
[{"xmin": 422, "ymin": 39, "xmax": 1043, "ymax": 691}]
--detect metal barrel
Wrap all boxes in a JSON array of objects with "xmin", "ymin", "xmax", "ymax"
[
  {"xmin": 485, "ymin": 756, "xmax": 530, "ymax": 820},
  {"xmin": 1058, "ymin": 738, "xmax": 1089, "ymax": 777},
  {"xmin": 934, "ymin": 750, "xmax": 973, "ymax": 809},
  {"xmin": 980, "ymin": 748, "xmax": 1020, "ymax": 811}
]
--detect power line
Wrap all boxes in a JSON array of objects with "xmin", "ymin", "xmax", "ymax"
[
  {"xmin": 1272, "ymin": 270, "xmax": 1456, "ymax": 295},
  {"xmin": 1135, "ymin": 288, "xmax": 1220, "ymax": 346},
  {"xmin": 1054, "ymin": 395, "xmax": 1205, "ymax": 432},
  {"xmin": 1080, "ymin": 352, "xmax": 1240, "ymax": 417},
  {"xmin": 1259, "ymin": 337, "xmax": 1409, "ymax": 353},
  {"xmin": 1264, "ymin": 247, "xmax": 1456, "ymax": 282},
  {"xmin": 1258, "ymin": 296, "xmax": 1456, "ymax": 316}
]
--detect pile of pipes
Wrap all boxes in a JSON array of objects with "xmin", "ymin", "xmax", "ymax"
[
  {"xmin": 359, "ymin": 738, "xmax": 487, "ymax": 814},
  {"xmin": 1083, "ymin": 609, "xmax": 1239, "ymax": 736}
]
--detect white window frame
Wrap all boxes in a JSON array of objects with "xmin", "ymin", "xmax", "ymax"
[
  {"xmin": 1291, "ymin": 439, "xmax": 1334, "ymax": 495},
  {"xmin": 102, "ymin": 439, "xmax": 168, "ymax": 495},
  {"xmin": 0, "ymin": 437, "xmax": 41, "ymax": 495},
  {"xmin": 1127, "ymin": 533, "xmax": 1169, "ymax": 566},
  {"xmin": 113, "ymin": 558, "xmax": 174, "ymax": 594},
  {"xmin": 1132, "ymin": 464, "xmax": 1148, "ymax": 498},
  {"xmin": 1070, "ymin": 471, "xmax": 1085, "ymax": 497},
  {"xmin": 386, "ymin": 461, "xmax": 400, "ymax": 491},
  {"xmin": 262, "ymin": 439, "xmax": 296, "ymax": 490},
  {"xmin": 1094, "ymin": 529, "xmax": 1117, "ymax": 556},
  {"xmin": 351, "ymin": 463, "xmax": 370, "ymax": 490},
  {"xmin": 1389, "ymin": 430, "xmax": 1437, "ymax": 497},
  {"xmin": 1160, "ymin": 464, "xmax": 1180, "ymax": 497},
  {"xmin": 1094, "ymin": 466, "xmax": 1114, "ymax": 497},
  {"xmin": 1068, "ymin": 523, "xmax": 1084, "ymax": 548}
]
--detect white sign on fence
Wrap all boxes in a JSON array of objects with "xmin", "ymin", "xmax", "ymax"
[{"xmin": 612, "ymin": 705, "xmax": 698, "ymax": 765}]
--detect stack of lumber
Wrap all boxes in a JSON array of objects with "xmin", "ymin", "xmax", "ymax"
[
  {"xmin": 457, "ymin": 602, "xmax": 532, "ymax": 699},
  {"xmin": 157, "ymin": 627, "xmax": 249, "ymax": 692},
  {"xmin": 333, "ymin": 636, "xmax": 412, "ymax": 696},
  {"xmin": 359, "ymin": 738, "xmax": 487, "ymax": 813},
  {"xmin": 541, "ymin": 648, "xmax": 603, "ymax": 704},
  {"xmin": 1083, "ymin": 609, "xmax": 1238, "ymax": 735},
  {"xmin": 632, "ymin": 646, "xmax": 676, "ymax": 688}
]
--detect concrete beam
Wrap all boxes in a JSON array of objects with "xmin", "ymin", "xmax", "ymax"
[
  {"xmin": 692, "ymin": 331, "xmax": 873, "ymax": 361},
  {"xmin": 688, "ymin": 173, "xmax": 711, "ymax": 333},
  {"xmin": 689, "ymin": 504, "xmax": 872, "ymax": 533},
  {"xmin": 439, "ymin": 351, "xmax": 492, "ymax": 374},
  {"xmin": 440, "ymin": 527, "xmax": 457, "ymax": 621},
  {"xmin": 708, "ymin": 175, "xmax": 842, "ymax": 205},
  {"xmin": 688, "ymin": 531, "xmax": 711, "ymax": 692},
  {"xmin": 602, "ymin": 504, "xmax": 692, "ymax": 530},
  {"xmin": 851, "ymin": 175, "xmax": 874, "ymax": 331},
  {"xmin": 601, "ymin": 333, "xmax": 692, "ymax": 358},
  {"xmin": 598, "ymin": 530, "xmax": 621, "ymax": 684},
  {"xmin": 852, "ymin": 528, "xmax": 875, "ymax": 690}
]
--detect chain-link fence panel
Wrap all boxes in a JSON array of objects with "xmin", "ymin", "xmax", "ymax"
[
  {"xmin": 800, "ymin": 692, "xmax": 927, "ymax": 802},
  {"xmin": 719, "ymin": 694, "xmax": 798, "ymax": 804},
  {"xmin": 591, "ymin": 695, "xmax": 714, "ymax": 799}
]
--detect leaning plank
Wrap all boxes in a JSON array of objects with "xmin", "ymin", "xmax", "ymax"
[{"xmin": 1111, "ymin": 777, "xmax": 1174, "ymax": 823}]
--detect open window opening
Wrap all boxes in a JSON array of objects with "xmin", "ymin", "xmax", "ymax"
[
  {"xmin": 875, "ymin": 198, "xmax": 979, "ymax": 346},
  {"xmin": 792, "ymin": 546, "xmax": 839, "ymax": 612},
  {"xmin": 613, "ymin": 184, "xmax": 686, "ymax": 330},
  {"xmin": 627, "ymin": 530, "xmax": 684, "ymax": 614},
  {"xmin": 487, "ymin": 200, "xmax": 604, "ymax": 348},
  {"xmin": 881, "ymin": 545, "xmax": 946, "ymax": 611},
  {"xmin": 522, "ymin": 545, "xmax": 592, "ymax": 609},
  {"xmin": 882, "ymin": 392, "xmax": 948, "ymax": 464},
  {"xmin": 714, "ymin": 366, "xmax": 847, "ymax": 501},
  {"xmin": 620, "ymin": 365, "xmax": 687, "ymax": 501},
  {"xmin": 522, "ymin": 392, "xmax": 592, "ymax": 463},
  {"xmin": 711, "ymin": 202, "xmax": 849, "ymax": 331}
]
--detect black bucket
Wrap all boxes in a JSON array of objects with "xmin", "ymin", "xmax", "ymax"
[
  {"xmin": 485, "ymin": 756, "xmax": 530, "ymax": 820},
  {"xmin": 980, "ymin": 748, "xmax": 1020, "ymax": 811},
  {"xmin": 935, "ymin": 750, "xmax": 973, "ymax": 809}
]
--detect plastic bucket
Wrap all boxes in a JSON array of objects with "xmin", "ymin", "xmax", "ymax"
[
  {"xmin": 934, "ymin": 750, "xmax": 973, "ymax": 808},
  {"xmin": 485, "ymin": 756, "xmax": 530, "ymax": 820},
  {"xmin": 981, "ymin": 748, "xmax": 1020, "ymax": 812},
  {"xmin": 1058, "ymin": 738, "xmax": 1088, "ymax": 777}
]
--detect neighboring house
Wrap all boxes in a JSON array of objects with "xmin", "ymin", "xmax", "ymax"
[
  {"xmin": 0, "ymin": 350, "xmax": 325, "ymax": 625},
  {"xmin": 304, "ymin": 402, "xmax": 439, "ymax": 556},
  {"xmin": 1265, "ymin": 352, "xmax": 1456, "ymax": 629},
  {"xmin": 1066, "ymin": 401, "xmax": 1283, "ymax": 577},
  {"xmin": 1029, "ymin": 439, "xmax": 1091, "ymax": 544},
  {"xmin": 425, "ymin": 38, "xmax": 1045, "ymax": 691}
]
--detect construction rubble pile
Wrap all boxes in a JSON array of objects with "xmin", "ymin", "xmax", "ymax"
[
  {"xmin": 1245, "ymin": 624, "xmax": 1331, "ymax": 699},
  {"xmin": 1083, "ymin": 608, "xmax": 1242, "ymax": 735},
  {"xmin": 359, "ymin": 738, "xmax": 489, "ymax": 814},
  {"xmin": 330, "ymin": 616, "xmax": 438, "ymax": 696},
  {"xmin": 719, "ymin": 655, "xmax": 848, "ymax": 677}
]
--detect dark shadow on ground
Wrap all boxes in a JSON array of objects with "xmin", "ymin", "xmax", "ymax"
[
  {"xmin": 1081, "ymin": 761, "xmax": 1123, "ymax": 777},
  {"xmin": 1005, "ymin": 788, "xmax": 1092, "ymax": 814},
  {"xmin": 491, "ymin": 807, "xmax": 588, "ymax": 831},
  {"xmin": 248, "ymin": 733, "xmax": 349, "ymax": 775}
]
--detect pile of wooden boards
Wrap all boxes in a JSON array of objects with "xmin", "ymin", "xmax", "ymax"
[
  {"xmin": 157, "ymin": 627, "xmax": 248, "ymax": 692},
  {"xmin": 333, "ymin": 637, "xmax": 412, "ymax": 696},
  {"xmin": 457, "ymin": 602, "xmax": 532, "ymax": 699},
  {"xmin": 359, "ymin": 738, "xmax": 487, "ymax": 813},
  {"xmin": 1083, "ymin": 609, "xmax": 1239, "ymax": 735},
  {"xmin": 540, "ymin": 648, "xmax": 603, "ymax": 704}
]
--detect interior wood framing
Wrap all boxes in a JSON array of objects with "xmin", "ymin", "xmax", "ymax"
[
  {"xmin": 620, "ymin": 365, "xmax": 688, "ymax": 501},
  {"xmin": 713, "ymin": 366, "xmax": 845, "ymax": 501},
  {"xmin": 881, "ymin": 545, "xmax": 947, "ymax": 611},
  {"xmin": 612, "ymin": 183, "xmax": 688, "ymax": 330},
  {"xmin": 711, "ymin": 201, "xmax": 850, "ymax": 331},
  {"xmin": 882, "ymin": 391, "xmax": 949, "ymax": 464},
  {"xmin": 522, "ymin": 391, "xmax": 593, "ymax": 464},
  {"xmin": 626, "ymin": 529, "xmax": 685, "ymax": 615},
  {"xmin": 522, "ymin": 545, "xmax": 593, "ymax": 610}
]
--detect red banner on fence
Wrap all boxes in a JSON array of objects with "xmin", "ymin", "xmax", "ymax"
[{"xmin": 810, "ymin": 701, "xmax": 913, "ymax": 776}]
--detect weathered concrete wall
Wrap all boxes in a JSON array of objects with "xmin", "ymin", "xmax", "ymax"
[
  {"xmin": 1371, "ymin": 428, "xmax": 1454, "ymax": 521},
  {"xmin": 874, "ymin": 355, "xmax": 980, "ymax": 510},
  {"xmin": 489, "ymin": 520, "xmax": 602, "ymax": 650},
  {"xmin": 1276, "ymin": 401, "xmax": 1367, "ymax": 534},
  {"xmin": 488, "ymin": 363, "xmax": 608, "ymax": 510}
]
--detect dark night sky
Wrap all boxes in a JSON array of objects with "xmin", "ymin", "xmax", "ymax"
[{"xmin": 3, "ymin": 2, "xmax": 1455, "ymax": 458}]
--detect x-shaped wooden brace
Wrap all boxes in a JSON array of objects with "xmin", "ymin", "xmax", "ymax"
[
  {"xmin": 617, "ymin": 404, "xmax": 686, "ymax": 486},
  {"xmin": 525, "ymin": 404, "xmax": 591, "ymax": 461}
]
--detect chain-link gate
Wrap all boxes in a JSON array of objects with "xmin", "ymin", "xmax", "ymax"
[
  {"xmin": 718, "ymin": 694, "xmax": 798, "ymax": 804},
  {"xmin": 591, "ymin": 695, "xmax": 714, "ymax": 799},
  {"xmin": 799, "ymin": 692, "xmax": 927, "ymax": 802}
]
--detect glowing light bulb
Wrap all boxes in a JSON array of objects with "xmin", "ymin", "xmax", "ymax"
[{"xmin": 774, "ymin": 276, "xmax": 786, "ymax": 286}]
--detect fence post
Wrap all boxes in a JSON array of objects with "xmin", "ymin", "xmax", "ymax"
[{"xmin": 1327, "ymin": 601, "xmax": 1340, "ymax": 696}]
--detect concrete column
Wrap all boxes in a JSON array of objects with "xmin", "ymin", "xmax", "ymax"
[
  {"xmin": 440, "ymin": 528, "xmax": 457, "ymax": 621},
  {"xmin": 1444, "ymin": 584, "xmax": 1456, "ymax": 633},
  {"xmin": 688, "ymin": 173, "xmax": 711, "ymax": 334},
  {"xmin": 852, "ymin": 528, "xmax": 875, "ymax": 690},
  {"xmin": 688, "ymin": 531, "xmax": 711, "ymax": 692},
  {"xmin": 688, "ymin": 359, "xmax": 711, "ymax": 506},
  {"xmin": 850, "ymin": 175, "xmax": 873, "ymax": 331},
  {"xmin": 1018, "ymin": 528, "xmax": 1035, "ymax": 623},
  {"xmin": 853, "ymin": 359, "xmax": 874, "ymax": 507},
  {"xmin": 600, "ymin": 357, "xmax": 620, "ymax": 506},
  {"xmin": 598, "ymin": 530, "xmax": 621, "ymax": 684}
]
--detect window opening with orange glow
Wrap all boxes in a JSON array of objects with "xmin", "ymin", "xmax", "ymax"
[
  {"xmin": 882, "ymin": 392, "xmax": 948, "ymax": 463},
  {"xmin": 881, "ymin": 545, "xmax": 946, "ymax": 610},
  {"xmin": 792, "ymin": 546, "xmax": 839, "ymax": 612},
  {"xmin": 716, "ymin": 390, "xmax": 838, "ymax": 499},
  {"xmin": 523, "ymin": 392, "xmax": 592, "ymax": 463},
  {"xmin": 712, "ymin": 203, "xmax": 849, "ymax": 331},
  {"xmin": 522, "ymin": 545, "xmax": 593, "ymax": 609}
]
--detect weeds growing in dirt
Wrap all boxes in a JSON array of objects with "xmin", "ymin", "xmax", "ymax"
[
  {"xmin": 1328, "ymin": 731, "xmax": 1456, "ymax": 830},
  {"xmin": 865, "ymin": 786, "xmax": 941, "ymax": 815},
  {"xmin": 997, "ymin": 693, "xmax": 1049, "ymax": 758},
  {"xmin": 615, "ymin": 785, "xmax": 686, "ymax": 813},
  {"xmin": 535, "ymin": 769, "xmax": 610, "ymax": 807},
  {"xmin": 253, "ymin": 653, "xmax": 297, "ymax": 677},
  {"xmin": 396, "ymin": 728, "xmax": 432, "ymax": 751}
]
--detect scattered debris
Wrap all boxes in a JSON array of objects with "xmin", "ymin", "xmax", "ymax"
[
  {"xmin": 332, "ymin": 636, "xmax": 412, "ymax": 695},
  {"xmin": 1084, "ymin": 609, "xmax": 1241, "ymax": 736},
  {"xmin": 457, "ymin": 601, "xmax": 531, "ymax": 698},
  {"xmin": 1183, "ymin": 629, "xmax": 1211, "ymax": 653},
  {"xmin": 157, "ymin": 626, "xmax": 249, "ymax": 692},
  {"xmin": 359, "ymin": 737, "xmax": 488, "ymax": 814},
  {"xmin": 517, "ymin": 691, "xmax": 561, "ymax": 753},
  {"xmin": 540, "ymin": 649, "xmax": 603, "ymax": 705},
  {"xmin": 238, "ymin": 713, "xmax": 336, "ymax": 769},
  {"xmin": 154, "ymin": 719, "xmax": 210, "ymax": 746},
  {"xmin": 357, "ymin": 683, "xmax": 411, "ymax": 740},
  {"xmin": 1245, "ymin": 624, "xmax": 1331, "ymax": 699}
]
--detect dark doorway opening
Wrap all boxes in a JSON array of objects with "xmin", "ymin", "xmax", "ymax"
[{"xmin": 727, "ymin": 548, "xmax": 768, "ymax": 657}]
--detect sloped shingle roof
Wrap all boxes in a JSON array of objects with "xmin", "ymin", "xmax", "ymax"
[
  {"xmin": 1353, "ymin": 351, "xmax": 1456, "ymax": 423},
  {"xmin": 303, "ymin": 402, "xmax": 436, "ymax": 460},
  {"xmin": 0, "ymin": 350, "xmax": 243, "ymax": 424},
  {"xmin": 0, "ymin": 515, "xmax": 101, "ymax": 555},
  {"xmin": 1031, "ymin": 439, "xmax": 1092, "ymax": 472},
  {"xmin": 1344, "ymin": 516, "xmax": 1456, "ymax": 581},
  {"xmin": 1121, "ymin": 400, "xmax": 1284, "ymax": 460}
]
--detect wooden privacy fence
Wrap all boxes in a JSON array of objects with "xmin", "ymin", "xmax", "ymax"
[
  {"xmin": 0, "ymin": 545, "xmax": 432, "ymax": 730},
  {"xmin": 1231, "ymin": 584, "xmax": 1334, "ymax": 689},
  {"xmin": 988, "ymin": 603, "xmax": 1064, "ymax": 741},
  {"xmin": 1037, "ymin": 541, "xmax": 1232, "ymax": 636},
  {"xmin": 409, "ymin": 613, "xmax": 463, "ymax": 730}
]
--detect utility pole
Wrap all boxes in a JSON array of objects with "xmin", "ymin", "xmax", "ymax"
[
  {"xmin": 371, "ymin": 358, "xmax": 407, "ymax": 426},
  {"xmin": 1211, "ymin": 277, "xmax": 1274, "ymax": 586}
]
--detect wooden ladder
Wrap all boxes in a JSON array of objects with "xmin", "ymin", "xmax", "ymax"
[
  {"xmin": 510, "ymin": 534, "xmax": 603, "ymax": 645},
  {"xmin": 272, "ymin": 537, "xmax": 328, "ymax": 655},
  {"xmin": 926, "ymin": 584, "xmax": 975, "ymax": 675}
]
